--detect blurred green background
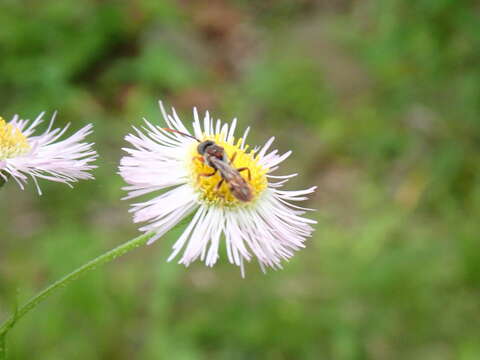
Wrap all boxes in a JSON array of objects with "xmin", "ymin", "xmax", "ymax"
[{"xmin": 1, "ymin": 0, "xmax": 480, "ymax": 359}]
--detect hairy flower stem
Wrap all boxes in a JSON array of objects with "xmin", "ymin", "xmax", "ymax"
[{"xmin": 0, "ymin": 231, "xmax": 154, "ymax": 359}]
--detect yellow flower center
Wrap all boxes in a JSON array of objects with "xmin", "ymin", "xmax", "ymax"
[
  {"xmin": 0, "ymin": 117, "xmax": 30, "ymax": 160},
  {"xmin": 189, "ymin": 134, "xmax": 268, "ymax": 207}
]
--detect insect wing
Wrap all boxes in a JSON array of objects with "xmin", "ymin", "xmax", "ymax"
[
  {"xmin": 209, "ymin": 157, "xmax": 253, "ymax": 202},
  {"xmin": 209, "ymin": 156, "xmax": 238, "ymax": 182}
]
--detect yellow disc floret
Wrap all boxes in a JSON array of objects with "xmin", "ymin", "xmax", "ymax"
[
  {"xmin": 189, "ymin": 133, "xmax": 268, "ymax": 207},
  {"xmin": 0, "ymin": 117, "xmax": 30, "ymax": 160}
]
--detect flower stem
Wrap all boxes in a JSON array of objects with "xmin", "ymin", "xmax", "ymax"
[
  {"xmin": 0, "ymin": 336, "xmax": 4, "ymax": 359},
  {"xmin": 0, "ymin": 231, "xmax": 154, "ymax": 358}
]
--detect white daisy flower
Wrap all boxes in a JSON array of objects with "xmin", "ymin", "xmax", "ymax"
[
  {"xmin": 119, "ymin": 101, "xmax": 316, "ymax": 276},
  {"xmin": 0, "ymin": 112, "xmax": 97, "ymax": 194}
]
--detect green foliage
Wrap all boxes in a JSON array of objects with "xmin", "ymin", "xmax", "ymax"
[{"xmin": 1, "ymin": 0, "xmax": 480, "ymax": 359}]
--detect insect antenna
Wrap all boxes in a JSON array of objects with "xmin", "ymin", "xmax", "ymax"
[{"xmin": 162, "ymin": 128, "xmax": 200, "ymax": 142}]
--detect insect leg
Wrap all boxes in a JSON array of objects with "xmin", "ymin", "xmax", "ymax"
[
  {"xmin": 197, "ymin": 169, "xmax": 217, "ymax": 183},
  {"xmin": 237, "ymin": 167, "xmax": 252, "ymax": 181},
  {"xmin": 229, "ymin": 152, "xmax": 237, "ymax": 164},
  {"xmin": 215, "ymin": 178, "xmax": 225, "ymax": 190},
  {"xmin": 193, "ymin": 156, "xmax": 205, "ymax": 163}
]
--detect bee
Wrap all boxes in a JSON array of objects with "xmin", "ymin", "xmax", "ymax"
[{"xmin": 163, "ymin": 128, "xmax": 253, "ymax": 202}]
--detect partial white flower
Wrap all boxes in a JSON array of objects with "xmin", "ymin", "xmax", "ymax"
[
  {"xmin": 0, "ymin": 112, "xmax": 97, "ymax": 194},
  {"xmin": 119, "ymin": 101, "xmax": 316, "ymax": 276}
]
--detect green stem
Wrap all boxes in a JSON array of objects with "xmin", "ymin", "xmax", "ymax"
[
  {"xmin": 0, "ymin": 336, "xmax": 4, "ymax": 359},
  {"xmin": 0, "ymin": 231, "xmax": 154, "ymax": 356}
]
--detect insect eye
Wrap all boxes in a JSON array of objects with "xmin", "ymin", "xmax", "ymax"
[{"xmin": 197, "ymin": 141, "xmax": 215, "ymax": 154}]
